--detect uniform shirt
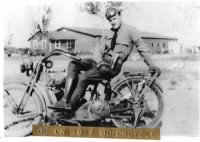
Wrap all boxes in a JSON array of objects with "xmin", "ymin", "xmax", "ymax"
[{"xmin": 93, "ymin": 23, "xmax": 155, "ymax": 67}]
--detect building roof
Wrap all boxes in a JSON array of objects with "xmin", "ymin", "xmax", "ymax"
[
  {"xmin": 28, "ymin": 31, "xmax": 42, "ymax": 41},
  {"xmin": 28, "ymin": 27, "xmax": 178, "ymax": 41},
  {"xmin": 57, "ymin": 27, "xmax": 102, "ymax": 38},
  {"xmin": 47, "ymin": 31, "xmax": 76, "ymax": 40},
  {"xmin": 57, "ymin": 27, "xmax": 178, "ymax": 40},
  {"xmin": 28, "ymin": 31, "xmax": 77, "ymax": 41},
  {"xmin": 141, "ymin": 32, "xmax": 177, "ymax": 40}
]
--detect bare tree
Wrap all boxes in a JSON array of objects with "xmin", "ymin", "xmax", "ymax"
[
  {"xmin": 30, "ymin": 6, "xmax": 52, "ymax": 36},
  {"xmin": 4, "ymin": 33, "xmax": 14, "ymax": 47},
  {"xmin": 78, "ymin": 1, "xmax": 131, "ymax": 18},
  {"xmin": 41, "ymin": 6, "xmax": 52, "ymax": 35},
  {"xmin": 76, "ymin": 1, "xmax": 132, "ymax": 40}
]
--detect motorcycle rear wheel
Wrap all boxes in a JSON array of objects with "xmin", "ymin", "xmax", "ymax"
[
  {"xmin": 111, "ymin": 76, "xmax": 164, "ymax": 128},
  {"xmin": 4, "ymin": 82, "xmax": 43, "ymax": 136}
]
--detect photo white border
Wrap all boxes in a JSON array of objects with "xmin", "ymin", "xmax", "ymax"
[{"xmin": 0, "ymin": 0, "xmax": 200, "ymax": 141}]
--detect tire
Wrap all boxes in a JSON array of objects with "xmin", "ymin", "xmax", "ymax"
[
  {"xmin": 111, "ymin": 76, "xmax": 164, "ymax": 128},
  {"xmin": 4, "ymin": 82, "xmax": 43, "ymax": 136}
]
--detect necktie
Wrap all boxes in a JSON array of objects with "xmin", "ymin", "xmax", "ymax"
[{"xmin": 110, "ymin": 30, "xmax": 118, "ymax": 51}]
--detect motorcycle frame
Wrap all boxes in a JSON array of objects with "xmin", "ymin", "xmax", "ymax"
[
  {"xmin": 16, "ymin": 49, "xmax": 81, "ymax": 115},
  {"xmin": 16, "ymin": 49, "xmax": 163, "ymax": 121}
]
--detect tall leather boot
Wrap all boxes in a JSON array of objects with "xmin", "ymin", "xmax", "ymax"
[
  {"xmin": 64, "ymin": 76, "xmax": 78, "ymax": 104},
  {"xmin": 48, "ymin": 76, "xmax": 78, "ymax": 110}
]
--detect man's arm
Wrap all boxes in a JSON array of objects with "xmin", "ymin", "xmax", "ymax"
[
  {"xmin": 136, "ymin": 40, "xmax": 156, "ymax": 67},
  {"xmin": 130, "ymin": 27, "xmax": 156, "ymax": 67}
]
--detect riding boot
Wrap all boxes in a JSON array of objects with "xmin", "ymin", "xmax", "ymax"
[
  {"xmin": 48, "ymin": 76, "xmax": 78, "ymax": 110},
  {"xmin": 64, "ymin": 76, "xmax": 78, "ymax": 104}
]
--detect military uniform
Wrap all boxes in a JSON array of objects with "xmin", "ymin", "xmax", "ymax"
[
  {"xmin": 97, "ymin": 23, "xmax": 154, "ymax": 67},
  {"xmin": 65, "ymin": 23, "xmax": 155, "ymax": 110},
  {"xmin": 49, "ymin": 7, "xmax": 157, "ymax": 111}
]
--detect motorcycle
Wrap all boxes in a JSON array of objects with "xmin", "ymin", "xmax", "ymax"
[{"xmin": 4, "ymin": 49, "xmax": 164, "ymax": 136}]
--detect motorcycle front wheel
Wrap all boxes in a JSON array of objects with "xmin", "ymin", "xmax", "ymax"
[
  {"xmin": 4, "ymin": 82, "xmax": 43, "ymax": 136},
  {"xmin": 111, "ymin": 76, "xmax": 164, "ymax": 128}
]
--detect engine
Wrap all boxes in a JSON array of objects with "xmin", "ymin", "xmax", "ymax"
[
  {"xmin": 87, "ymin": 100, "xmax": 110, "ymax": 120},
  {"xmin": 75, "ymin": 100, "xmax": 110, "ymax": 121}
]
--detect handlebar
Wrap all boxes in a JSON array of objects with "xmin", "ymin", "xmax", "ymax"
[{"xmin": 41, "ymin": 49, "xmax": 81, "ymax": 63}]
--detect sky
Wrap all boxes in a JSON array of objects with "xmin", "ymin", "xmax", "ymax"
[{"xmin": 2, "ymin": 0, "xmax": 200, "ymax": 48}]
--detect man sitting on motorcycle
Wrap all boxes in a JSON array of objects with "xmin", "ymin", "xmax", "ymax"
[{"xmin": 49, "ymin": 7, "xmax": 160, "ymax": 112}]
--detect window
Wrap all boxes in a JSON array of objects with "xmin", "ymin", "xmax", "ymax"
[
  {"xmin": 42, "ymin": 40, "xmax": 46, "ymax": 49},
  {"xmin": 31, "ymin": 40, "xmax": 34, "ymax": 49},
  {"xmin": 55, "ymin": 41, "xmax": 60, "ymax": 49},
  {"xmin": 157, "ymin": 43, "xmax": 159, "ymax": 47},
  {"xmin": 54, "ymin": 41, "xmax": 57, "ymax": 49},
  {"xmin": 33, "ymin": 40, "xmax": 37, "ymax": 49},
  {"xmin": 38, "ymin": 40, "xmax": 42, "ymax": 49},
  {"xmin": 65, "ymin": 40, "xmax": 75, "ymax": 50},
  {"xmin": 163, "ymin": 43, "xmax": 165, "ymax": 47},
  {"xmin": 152, "ymin": 43, "xmax": 154, "ymax": 47}
]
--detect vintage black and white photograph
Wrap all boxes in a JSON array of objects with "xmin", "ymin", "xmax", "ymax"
[{"xmin": 2, "ymin": 0, "xmax": 200, "ymax": 138}]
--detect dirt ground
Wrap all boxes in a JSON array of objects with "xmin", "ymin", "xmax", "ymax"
[{"xmin": 3, "ymin": 54, "xmax": 200, "ymax": 136}]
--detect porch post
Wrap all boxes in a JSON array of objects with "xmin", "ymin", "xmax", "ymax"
[
  {"xmin": 49, "ymin": 42, "xmax": 52, "ymax": 52},
  {"xmin": 74, "ymin": 40, "xmax": 76, "ymax": 52},
  {"xmin": 54, "ymin": 41, "xmax": 57, "ymax": 49},
  {"xmin": 59, "ymin": 40, "xmax": 61, "ymax": 49},
  {"xmin": 66, "ymin": 41, "xmax": 68, "ymax": 50}
]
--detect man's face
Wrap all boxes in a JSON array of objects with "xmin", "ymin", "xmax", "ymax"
[{"xmin": 108, "ymin": 14, "xmax": 121, "ymax": 29}]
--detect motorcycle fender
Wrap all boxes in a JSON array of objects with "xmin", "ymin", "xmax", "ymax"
[
  {"xmin": 34, "ymin": 83, "xmax": 51, "ymax": 108},
  {"xmin": 152, "ymin": 80, "xmax": 163, "ymax": 93},
  {"xmin": 112, "ymin": 76, "xmax": 163, "ymax": 94},
  {"xmin": 35, "ymin": 82, "xmax": 58, "ymax": 106},
  {"xmin": 129, "ymin": 76, "xmax": 164, "ymax": 94}
]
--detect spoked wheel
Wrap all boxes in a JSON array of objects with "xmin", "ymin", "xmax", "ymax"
[
  {"xmin": 111, "ymin": 77, "xmax": 163, "ymax": 128},
  {"xmin": 4, "ymin": 82, "xmax": 43, "ymax": 136}
]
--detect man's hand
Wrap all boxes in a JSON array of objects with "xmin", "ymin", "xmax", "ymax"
[
  {"xmin": 108, "ymin": 52, "xmax": 120, "ymax": 69},
  {"xmin": 149, "ymin": 65, "xmax": 161, "ymax": 76}
]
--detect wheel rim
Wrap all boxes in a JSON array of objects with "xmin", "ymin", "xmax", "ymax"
[
  {"xmin": 111, "ymin": 77, "xmax": 163, "ymax": 128},
  {"xmin": 4, "ymin": 83, "xmax": 43, "ymax": 136}
]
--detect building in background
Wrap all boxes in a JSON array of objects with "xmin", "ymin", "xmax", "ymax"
[
  {"xmin": 140, "ymin": 32, "xmax": 178, "ymax": 54},
  {"xmin": 28, "ymin": 27, "xmax": 178, "ymax": 55}
]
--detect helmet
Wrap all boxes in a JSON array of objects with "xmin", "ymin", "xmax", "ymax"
[{"xmin": 105, "ymin": 7, "xmax": 120, "ymax": 20}]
